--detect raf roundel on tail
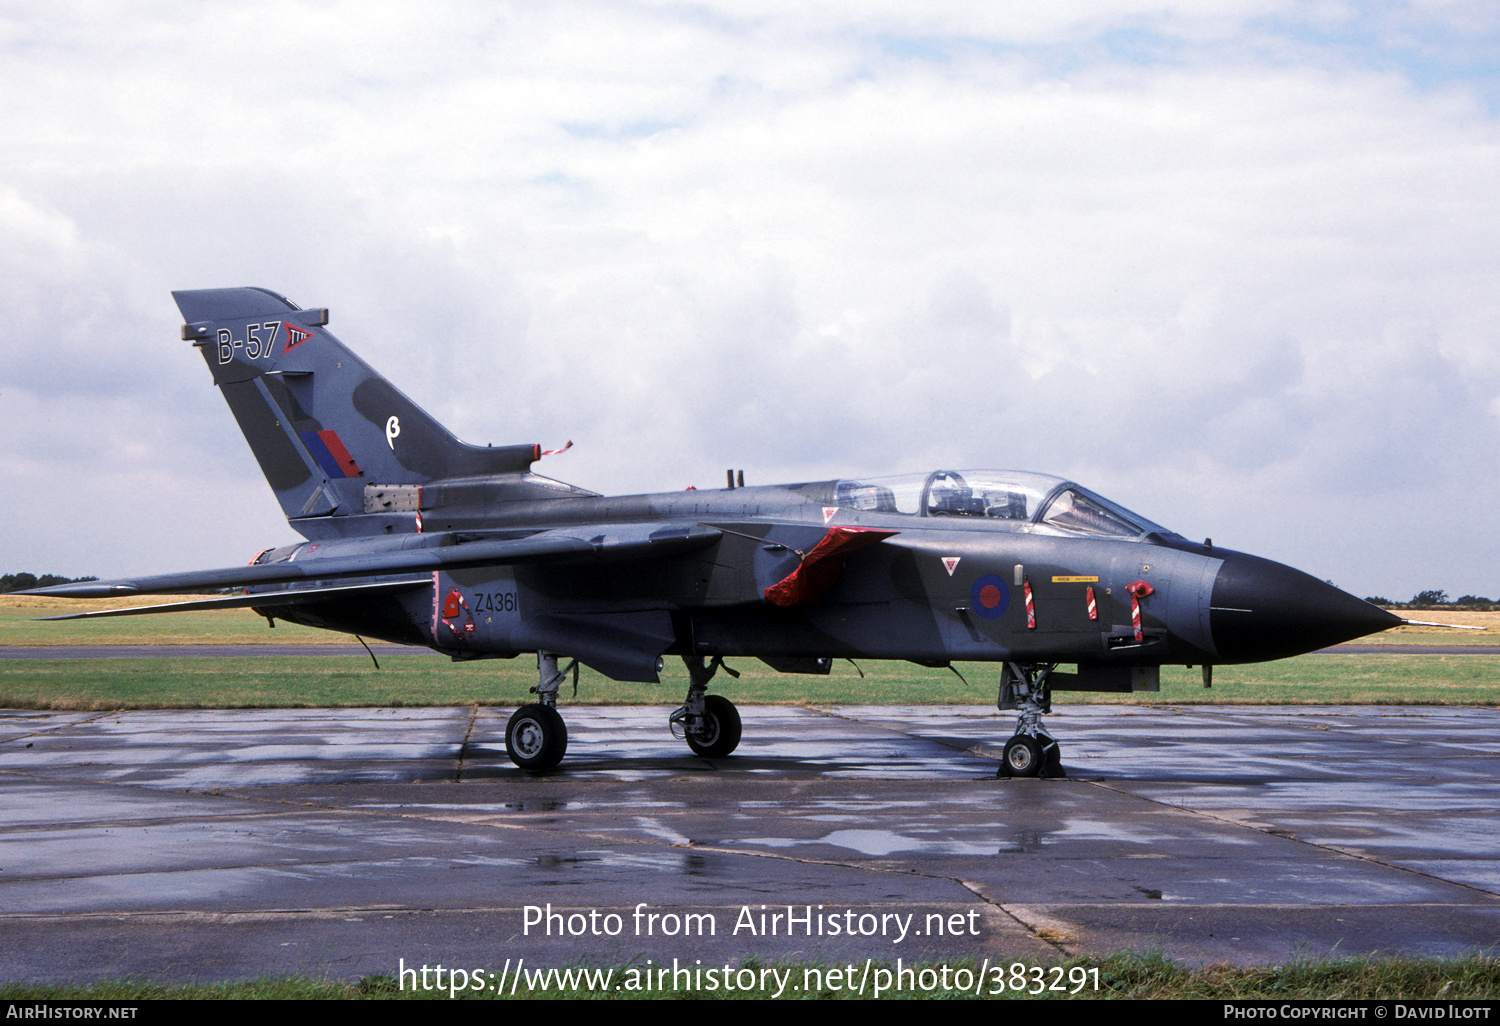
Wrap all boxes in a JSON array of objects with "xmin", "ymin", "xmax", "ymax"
[{"xmin": 26, "ymin": 287, "xmax": 1406, "ymax": 774}]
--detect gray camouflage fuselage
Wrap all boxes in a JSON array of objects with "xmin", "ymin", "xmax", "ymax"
[{"xmin": 28, "ymin": 287, "xmax": 1401, "ymax": 772}]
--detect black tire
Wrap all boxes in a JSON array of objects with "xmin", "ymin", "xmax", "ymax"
[
  {"xmin": 686, "ymin": 695, "xmax": 742, "ymax": 757},
  {"xmin": 506, "ymin": 704, "xmax": 568, "ymax": 770},
  {"xmin": 1002, "ymin": 735, "xmax": 1044, "ymax": 777}
]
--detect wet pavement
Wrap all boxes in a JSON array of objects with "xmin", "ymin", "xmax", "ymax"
[{"xmin": 2, "ymin": 703, "xmax": 1498, "ymax": 986}]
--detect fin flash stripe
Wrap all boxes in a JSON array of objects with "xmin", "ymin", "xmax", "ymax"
[{"xmin": 301, "ymin": 429, "xmax": 362, "ymax": 478}]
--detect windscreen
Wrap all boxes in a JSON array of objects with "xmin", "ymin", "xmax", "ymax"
[{"xmin": 832, "ymin": 469, "xmax": 1171, "ymax": 537}]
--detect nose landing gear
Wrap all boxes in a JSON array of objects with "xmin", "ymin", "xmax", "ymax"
[{"xmin": 998, "ymin": 662, "xmax": 1066, "ymax": 779}]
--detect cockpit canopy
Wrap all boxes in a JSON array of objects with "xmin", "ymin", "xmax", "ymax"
[{"xmin": 832, "ymin": 470, "xmax": 1173, "ymax": 539}]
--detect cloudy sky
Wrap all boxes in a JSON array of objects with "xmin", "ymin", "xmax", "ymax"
[{"xmin": 2, "ymin": 1, "xmax": 1498, "ymax": 601}]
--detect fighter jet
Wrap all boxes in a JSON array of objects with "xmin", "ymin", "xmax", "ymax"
[{"xmin": 27, "ymin": 287, "xmax": 1404, "ymax": 776}]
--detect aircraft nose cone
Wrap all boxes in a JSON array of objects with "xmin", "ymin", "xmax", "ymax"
[{"xmin": 1210, "ymin": 551, "xmax": 1403, "ymax": 663}]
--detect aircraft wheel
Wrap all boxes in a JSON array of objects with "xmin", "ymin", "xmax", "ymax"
[
  {"xmin": 1002, "ymin": 735, "xmax": 1044, "ymax": 778},
  {"xmin": 506, "ymin": 704, "xmax": 568, "ymax": 770},
  {"xmin": 686, "ymin": 695, "xmax": 742, "ymax": 757}
]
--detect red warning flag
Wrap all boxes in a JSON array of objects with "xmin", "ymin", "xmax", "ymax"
[{"xmin": 1127, "ymin": 580, "xmax": 1154, "ymax": 642}]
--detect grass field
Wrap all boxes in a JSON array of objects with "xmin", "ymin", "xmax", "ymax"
[
  {"xmin": 1357, "ymin": 608, "xmax": 1500, "ymax": 645},
  {"xmin": 3, "ymin": 597, "xmax": 1497, "ymax": 709},
  {"xmin": 4, "ymin": 951, "xmax": 1499, "ymax": 1000},
  {"xmin": 4, "ymin": 652, "xmax": 1500, "ymax": 710},
  {"xmin": 1, "ymin": 593, "xmax": 363, "ymax": 646}
]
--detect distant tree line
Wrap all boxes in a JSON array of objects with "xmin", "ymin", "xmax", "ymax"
[
  {"xmin": 1364, "ymin": 590, "xmax": 1496, "ymax": 611},
  {"xmin": 0, "ymin": 573, "xmax": 98, "ymax": 593}
]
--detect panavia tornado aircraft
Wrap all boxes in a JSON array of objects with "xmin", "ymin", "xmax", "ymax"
[{"xmin": 29, "ymin": 287, "xmax": 1405, "ymax": 776}]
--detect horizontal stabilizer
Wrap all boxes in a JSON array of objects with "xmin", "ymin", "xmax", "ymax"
[{"xmin": 24, "ymin": 523, "xmax": 723, "ymax": 600}]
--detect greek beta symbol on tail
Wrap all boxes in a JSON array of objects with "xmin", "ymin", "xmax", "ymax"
[{"xmin": 385, "ymin": 416, "xmax": 400, "ymax": 449}]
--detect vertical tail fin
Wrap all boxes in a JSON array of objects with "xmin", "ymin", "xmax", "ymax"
[{"xmin": 173, "ymin": 288, "xmax": 538, "ymax": 536}]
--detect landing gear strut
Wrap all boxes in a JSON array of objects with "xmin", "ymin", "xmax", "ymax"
[
  {"xmin": 670, "ymin": 656, "xmax": 742, "ymax": 757},
  {"xmin": 997, "ymin": 662, "xmax": 1065, "ymax": 779},
  {"xmin": 505, "ymin": 652, "xmax": 575, "ymax": 770}
]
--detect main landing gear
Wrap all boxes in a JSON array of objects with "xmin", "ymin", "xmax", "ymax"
[
  {"xmin": 503, "ymin": 652, "xmax": 746, "ymax": 770},
  {"xmin": 997, "ymin": 662, "xmax": 1065, "ymax": 779},
  {"xmin": 505, "ymin": 652, "xmax": 574, "ymax": 770},
  {"xmin": 670, "ymin": 655, "xmax": 742, "ymax": 757}
]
